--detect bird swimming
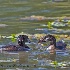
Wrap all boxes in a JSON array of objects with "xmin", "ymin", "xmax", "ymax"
[
  {"xmin": 38, "ymin": 34, "xmax": 67, "ymax": 54},
  {"xmin": 0, "ymin": 35, "xmax": 31, "ymax": 52}
]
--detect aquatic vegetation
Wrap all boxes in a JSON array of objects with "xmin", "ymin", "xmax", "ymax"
[
  {"xmin": 11, "ymin": 34, "xmax": 16, "ymax": 42},
  {"xmin": 47, "ymin": 22, "xmax": 52, "ymax": 29},
  {"xmin": 50, "ymin": 61, "xmax": 58, "ymax": 68},
  {"xmin": 50, "ymin": 61, "xmax": 70, "ymax": 68},
  {"xmin": 0, "ymin": 32, "xmax": 70, "ymax": 42}
]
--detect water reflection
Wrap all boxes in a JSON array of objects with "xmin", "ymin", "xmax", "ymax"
[
  {"xmin": 0, "ymin": 47, "xmax": 70, "ymax": 70},
  {"xmin": 19, "ymin": 51, "xmax": 29, "ymax": 64},
  {"xmin": 48, "ymin": 53, "xmax": 56, "ymax": 61}
]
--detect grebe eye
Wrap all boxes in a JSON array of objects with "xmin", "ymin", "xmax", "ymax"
[
  {"xmin": 22, "ymin": 40, "xmax": 24, "ymax": 41},
  {"xmin": 18, "ymin": 40, "xmax": 21, "ymax": 41}
]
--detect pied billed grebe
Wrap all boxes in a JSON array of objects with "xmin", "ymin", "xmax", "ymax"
[
  {"xmin": 38, "ymin": 34, "xmax": 67, "ymax": 53},
  {"xmin": 1, "ymin": 35, "xmax": 31, "ymax": 51}
]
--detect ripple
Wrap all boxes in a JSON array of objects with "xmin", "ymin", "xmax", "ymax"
[
  {"xmin": 1, "ymin": 7, "xmax": 32, "ymax": 12},
  {"xmin": 34, "ymin": 67, "xmax": 47, "ymax": 70},
  {"xmin": 0, "ymin": 24, "xmax": 8, "ymax": 27},
  {"xmin": 31, "ymin": 9, "xmax": 50, "ymax": 14}
]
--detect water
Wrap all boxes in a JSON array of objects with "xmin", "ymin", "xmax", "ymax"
[{"xmin": 0, "ymin": 0, "xmax": 70, "ymax": 70}]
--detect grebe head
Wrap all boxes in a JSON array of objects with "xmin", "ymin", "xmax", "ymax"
[
  {"xmin": 44, "ymin": 35, "xmax": 56, "ymax": 41},
  {"xmin": 17, "ymin": 35, "xmax": 31, "ymax": 46},
  {"xmin": 38, "ymin": 34, "xmax": 56, "ymax": 47}
]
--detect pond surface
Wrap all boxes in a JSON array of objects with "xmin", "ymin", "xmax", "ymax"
[{"xmin": 0, "ymin": 0, "xmax": 70, "ymax": 70}]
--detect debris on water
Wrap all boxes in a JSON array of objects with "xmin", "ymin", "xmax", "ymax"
[
  {"xmin": 1, "ymin": 32, "xmax": 70, "ymax": 41},
  {"xmin": 51, "ymin": 21, "xmax": 68, "ymax": 27},
  {"xmin": 20, "ymin": 15, "xmax": 47, "ymax": 21},
  {"xmin": 20, "ymin": 16, "xmax": 70, "ymax": 21},
  {"xmin": 40, "ymin": 24, "xmax": 47, "ymax": 26},
  {"xmin": 35, "ymin": 28, "xmax": 47, "ymax": 31},
  {"xmin": 61, "ymin": 19, "xmax": 69, "ymax": 23}
]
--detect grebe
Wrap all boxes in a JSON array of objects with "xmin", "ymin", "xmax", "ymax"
[
  {"xmin": 0, "ymin": 35, "xmax": 31, "ymax": 52},
  {"xmin": 38, "ymin": 34, "xmax": 67, "ymax": 54}
]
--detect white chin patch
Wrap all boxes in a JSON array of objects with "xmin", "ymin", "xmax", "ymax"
[
  {"xmin": 45, "ymin": 38, "xmax": 49, "ymax": 41},
  {"xmin": 47, "ymin": 46, "xmax": 52, "ymax": 50}
]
